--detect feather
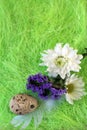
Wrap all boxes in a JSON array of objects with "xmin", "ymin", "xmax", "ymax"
[
  {"xmin": 44, "ymin": 99, "xmax": 56, "ymax": 112},
  {"xmin": 11, "ymin": 114, "xmax": 32, "ymax": 129},
  {"xmin": 21, "ymin": 114, "xmax": 32, "ymax": 129},
  {"xmin": 11, "ymin": 115, "xmax": 24, "ymax": 127},
  {"xmin": 33, "ymin": 107, "xmax": 44, "ymax": 128}
]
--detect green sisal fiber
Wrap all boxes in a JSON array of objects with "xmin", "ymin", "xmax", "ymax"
[{"xmin": 0, "ymin": 0, "xmax": 87, "ymax": 130}]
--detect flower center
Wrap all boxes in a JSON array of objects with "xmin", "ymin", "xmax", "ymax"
[
  {"xmin": 55, "ymin": 56, "xmax": 66, "ymax": 67},
  {"xmin": 66, "ymin": 84, "xmax": 74, "ymax": 93}
]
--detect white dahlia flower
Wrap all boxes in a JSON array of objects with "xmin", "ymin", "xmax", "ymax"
[
  {"xmin": 65, "ymin": 74, "xmax": 86, "ymax": 104},
  {"xmin": 40, "ymin": 44, "xmax": 83, "ymax": 79}
]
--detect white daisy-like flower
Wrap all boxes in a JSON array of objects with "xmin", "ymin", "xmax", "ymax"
[
  {"xmin": 40, "ymin": 44, "xmax": 83, "ymax": 79},
  {"xmin": 65, "ymin": 74, "xmax": 86, "ymax": 104}
]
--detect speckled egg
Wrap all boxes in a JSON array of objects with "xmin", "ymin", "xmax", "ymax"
[{"xmin": 9, "ymin": 94, "xmax": 39, "ymax": 115}]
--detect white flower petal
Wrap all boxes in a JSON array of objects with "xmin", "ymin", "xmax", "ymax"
[
  {"xmin": 65, "ymin": 94, "xmax": 73, "ymax": 104},
  {"xmin": 54, "ymin": 44, "xmax": 62, "ymax": 56},
  {"xmin": 62, "ymin": 44, "xmax": 70, "ymax": 56}
]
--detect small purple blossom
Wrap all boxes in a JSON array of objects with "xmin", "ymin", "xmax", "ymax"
[
  {"xmin": 51, "ymin": 88, "xmax": 66, "ymax": 99},
  {"xmin": 26, "ymin": 73, "xmax": 52, "ymax": 99},
  {"xmin": 38, "ymin": 83, "xmax": 52, "ymax": 99}
]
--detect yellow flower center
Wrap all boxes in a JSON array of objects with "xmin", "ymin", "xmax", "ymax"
[
  {"xmin": 66, "ymin": 84, "xmax": 74, "ymax": 93},
  {"xmin": 55, "ymin": 56, "xmax": 66, "ymax": 67}
]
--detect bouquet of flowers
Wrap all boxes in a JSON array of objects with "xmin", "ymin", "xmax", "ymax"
[{"xmin": 10, "ymin": 43, "xmax": 87, "ymax": 129}]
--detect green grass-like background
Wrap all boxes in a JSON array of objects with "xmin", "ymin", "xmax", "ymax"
[{"xmin": 0, "ymin": 0, "xmax": 87, "ymax": 130}]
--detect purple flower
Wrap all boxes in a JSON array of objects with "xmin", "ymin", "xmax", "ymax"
[
  {"xmin": 26, "ymin": 73, "xmax": 52, "ymax": 99},
  {"xmin": 26, "ymin": 73, "xmax": 66, "ymax": 100},
  {"xmin": 38, "ymin": 83, "xmax": 52, "ymax": 99},
  {"xmin": 51, "ymin": 87, "xmax": 66, "ymax": 99}
]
